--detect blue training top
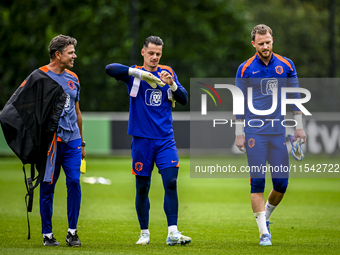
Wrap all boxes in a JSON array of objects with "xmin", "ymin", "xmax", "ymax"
[
  {"xmin": 235, "ymin": 53, "xmax": 301, "ymax": 135},
  {"xmin": 40, "ymin": 65, "xmax": 81, "ymax": 143},
  {"xmin": 106, "ymin": 64, "xmax": 188, "ymax": 139}
]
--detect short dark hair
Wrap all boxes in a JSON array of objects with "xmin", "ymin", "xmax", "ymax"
[
  {"xmin": 143, "ymin": 36, "xmax": 164, "ymax": 48},
  {"xmin": 48, "ymin": 34, "xmax": 77, "ymax": 59},
  {"xmin": 251, "ymin": 24, "xmax": 272, "ymax": 41}
]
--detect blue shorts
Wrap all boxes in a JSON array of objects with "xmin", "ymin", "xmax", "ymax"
[
  {"xmin": 131, "ymin": 137, "xmax": 179, "ymax": 176},
  {"xmin": 246, "ymin": 133, "xmax": 289, "ymax": 193}
]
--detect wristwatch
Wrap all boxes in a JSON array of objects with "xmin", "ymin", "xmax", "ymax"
[{"xmin": 81, "ymin": 141, "xmax": 86, "ymax": 147}]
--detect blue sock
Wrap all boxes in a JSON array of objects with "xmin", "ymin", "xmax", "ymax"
[
  {"xmin": 135, "ymin": 175, "xmax": 151, "ymax": 230},
  {"xmin": 160, "ymin": 167, "xmax": 179, "ymax": 226}
]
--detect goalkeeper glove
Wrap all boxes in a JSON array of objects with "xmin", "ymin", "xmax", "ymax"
[
  {"xmin": 288, "ymin": 134, "xmax": 305, "ymax": 161},
  {"xmin": 167, "ymin": 88, "xmax": 176, "ymax": 108},
  {"xmin": 129, "ymin": 68, "xmax": 165, "ymax": 88}
]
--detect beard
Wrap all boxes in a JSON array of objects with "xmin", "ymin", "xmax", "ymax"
[{"xmin": 258, "ymin": 49, "xmax": 272, "ymax": 59}]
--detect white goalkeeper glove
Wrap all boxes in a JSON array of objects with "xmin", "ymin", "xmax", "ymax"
[
  {"xmin": 288, "ymin": 134, "xmax": 305, "ymax": 161},
  {"xmin": 167, "ymin": 89, "xmax": 176, "ymax": 108},
  {"xmin": 129, "ymin": 68, "xmax": 165, "ymax": 88}
]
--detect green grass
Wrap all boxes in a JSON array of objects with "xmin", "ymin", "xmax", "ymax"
[{"xmin": 0, "ymin": 156, "xmax": 339, "ymax": 254}]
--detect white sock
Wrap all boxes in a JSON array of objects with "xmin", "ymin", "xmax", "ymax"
[
  {"xmin": 254, "ymin": 211, "xmax": 269, "ymax": 236},
  {"xmin": 141, "ymin": 229, "xmax": 150, "ymax": 235},
  {"xmin": 168, "ymin": 225, "xmax": 178, "ymax": 235},
  {"xmin": 43, "ymin": 233, "xmax": 53, "ymax": 239},
  {"xmin": 68, "ymin": 228, "xmax": 76, "ymax": 235},
  {"xmin": 265, "ymin": 201, "xmax": 277, "ymax": 221}
]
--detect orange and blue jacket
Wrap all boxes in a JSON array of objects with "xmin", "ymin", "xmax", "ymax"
[{"xmin": 235, "ymin": 52, "xmax": 301, "ymax": 134}]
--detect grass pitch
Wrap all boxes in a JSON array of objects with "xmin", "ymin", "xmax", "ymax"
[{"xmin": 0, "ymin": 156, "xmax": 339, "ymax": 254}]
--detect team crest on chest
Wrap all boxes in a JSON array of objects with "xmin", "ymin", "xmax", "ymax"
[
  {"xmin": 275, "ymin": 66, "xmax": 283, "ymax": 75},
  {"xmin": 145, "ymin": 89, "xmax": 162, "ymax": 106},
  {"xmin": 68, "ymin": 80, "xmax": 75, "ymax": 90}
]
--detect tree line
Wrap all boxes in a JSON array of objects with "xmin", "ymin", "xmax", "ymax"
[{"xmin": 0, "ymin": 0, "xmax": 338, "ymax": 112}]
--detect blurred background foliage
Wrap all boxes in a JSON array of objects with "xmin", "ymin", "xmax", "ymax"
[{"xmin": 0, "ymin": 0, "xmax": 339, "ymax": 111}]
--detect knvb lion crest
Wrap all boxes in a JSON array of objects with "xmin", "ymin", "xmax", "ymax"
[
  {"xmin": 248, "ymin": 138, "xmax": 255, "ymax": 148},
  {"xmin": 135, "ymin": 162, "xmax": 143, "ymax": 172},
  {"xmin": 275, "ymin": 65, "xmax": 284, "ymax": 75}
]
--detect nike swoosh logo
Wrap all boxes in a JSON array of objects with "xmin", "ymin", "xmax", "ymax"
[
  {"xmin": 78, "ymin": 146, "xmax": 81, "ymax": 149},
  {"xmin": 171, "ymin": 160, "xmax": 177, "ymax": 163},
  {"xmin": 283, "ymin": 143, "xmax": 286, "ymax": 145},
  {"xmin": 252, "ymin": 71, "xmax": 260, "ymax": 74}
]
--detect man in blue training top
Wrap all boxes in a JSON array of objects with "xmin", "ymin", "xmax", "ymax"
[
  {"xmin": 38, "ymin": 35, "xmax": 85, "ymax": 247},
  {"xmin": 235, "ymin": 24, "xmax": 306, "ymax": 246},
  {"xmin": 105, "ymin": 36, "xmax": 191, "ymax": 246}
]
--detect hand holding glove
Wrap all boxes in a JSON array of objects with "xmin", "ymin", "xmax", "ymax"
[
  {"xmin": 288, "ymin": 134, "xmax": 305, "ymax": 161},
  {"xmin": 129, "ymin": 68, "xmax": 165, "ymax": 88}
]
